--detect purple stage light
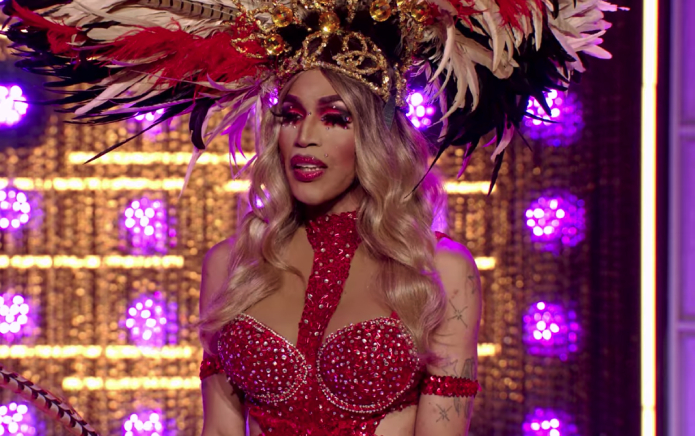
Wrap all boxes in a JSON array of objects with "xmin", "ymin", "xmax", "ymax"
[
  {"xmin": 122, "ymin": 197, "xmax": 171, "ymax": 254},
  {"xmin": 525, "ymin": 194, "xmax": 585, "ymax": 252},
  {"xmin": 523, "ymin": 301, "xmax": 580, "ymax": 360},
  {"xmin": 523, "ymin": 90, "xmax": 584, "ymax": 147},
  {"xmin": 0, "ymin": 402, "xmax": 37, "ymax": 436},
  {"xmin": 0, "ymin": 85, "xmax": 29, "ymax": 127},
  {"xmin": 0, "ymin": 292, "xmax": 34, "ymax": 343},
  {"xmin": 405, "ymin": 92, "xmax": 435, "ymax": 129},
  {"xmin": 135, "ymin": 109, "xmax": 165, "ymax": 123},
  {"xmin": 0, "ymin": 189, "xmax": 32, "ymax": 231},
  {"xmin": 125, "ymin": 292, "xmax": 178, "ymax": 347},
  {"xmin": 123, "ymin": 411, "xmax": 165, "ymax": 436},
  {"xmin": 522, "ymin": 408, "xmax": 578, "ymax": 436}
]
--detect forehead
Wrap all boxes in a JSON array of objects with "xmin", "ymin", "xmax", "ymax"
[{"xmin": 284, "ymin": 70, "xmax": 338, "ymax": 103}]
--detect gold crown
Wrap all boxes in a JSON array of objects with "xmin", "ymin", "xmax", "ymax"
[{"xmin": 227, "ymin": 0, "xmax": 434, "ymax": 105}]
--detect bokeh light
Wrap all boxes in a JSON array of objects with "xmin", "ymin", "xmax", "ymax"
[
  {"xmin": 405, "ymin": 91, "xmax": 435, "ymax": 129},
  {"xmin": 0, "ymin": 292, "xmax": 34, "ymax": 343},
  {"xmin": 125, "ymin": 292, "xmax": 178, "ymax": 347},
  {"xmin": 0, "ymin": 85, "xmax": 29, "ymax": 127},
  {"xmin": 122, "ymin": 197, "xmax": 173, "ymax": 254},
  {"xmin": 522, "ymin": 90, "xmax": 584, "ymax": 147},
  {"xmin": 523, "ymin": 301, "xmax": 580, "ymax": 360},
  {"xmin": 522, "ymin": 408, "xmax": 578, "ymax": 436},
  {"xmin": 123, "ymin": 411, "xmax": 166, "ymax": 436},
  {"xmin": 525, "ymin": 194, "xmax": 586, "ymax": 252},
  {"xmin": 135, "ymin": 109, "xmax": 165, "ymax": 123},
  {"xmin": 0, "ymin": 188, "xmax": 32, "ymax": 231},
  {"xmin": 0, "ymin": 402, "xmax": 37, "ymax": 436}
]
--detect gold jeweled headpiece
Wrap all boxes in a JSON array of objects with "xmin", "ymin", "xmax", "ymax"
[{"xmin": 227, "ymin": 0, "xmax": 431, "ymax": 105}]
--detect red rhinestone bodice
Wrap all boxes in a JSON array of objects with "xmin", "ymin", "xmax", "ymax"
[{"xmin": 217, "ymin": 211, "xmax": 424, "ymax": 435}]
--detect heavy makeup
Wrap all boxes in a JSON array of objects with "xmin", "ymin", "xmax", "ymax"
[{"xmin": 277, "ymin": 69, "xmax": 362, "ymax": 217}]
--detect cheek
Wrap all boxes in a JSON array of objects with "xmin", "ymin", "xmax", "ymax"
[
  {"xmin": 330, "ymin": 133, "xmax": 356, "ymax": 177},
  {"xmin": 278, "ymin": 130, "xmax": 295, "ymax": 164}
]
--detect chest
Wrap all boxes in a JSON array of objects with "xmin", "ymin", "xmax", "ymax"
[{"xmin": 243, "ymin": 230, "xmax": 389, "ymax": 347}]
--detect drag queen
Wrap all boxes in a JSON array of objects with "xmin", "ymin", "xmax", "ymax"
[
  {"xmin": 197, "ymin": 66, "xmax": 482, "ymax": 436},
  {"xmin": 0, "ymin": 0, "xmax": 616, "ymax": 435}
]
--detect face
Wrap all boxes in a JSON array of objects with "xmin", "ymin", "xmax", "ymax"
[{"xmin": 277, "ymin": 69, "xmax": 358, "ymax": 209}]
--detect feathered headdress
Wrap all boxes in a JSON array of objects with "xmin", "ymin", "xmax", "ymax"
[{"xmin": 2, "ymin": 0, "xmax": 618, "ymax": 189}]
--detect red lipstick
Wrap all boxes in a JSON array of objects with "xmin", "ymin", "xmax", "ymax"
[{"xmin": 290, "ymin": 155, "xmax": 327, "ymax": 182}]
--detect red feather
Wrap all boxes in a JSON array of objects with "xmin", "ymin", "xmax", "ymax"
[
  {"xmin": 494, "ymin": 0, "xmax": 541, "ymax": 30},
  {"xmin": 445, "ymin": 0, "xmax": 477, "ymax": 20},
  {"xmin": 106, "ymin": 23, "xmax": 266, "ymax": 86},
  {"xmin": 11, "ymin": 0, "xmax": 81, "ymax": 55}
]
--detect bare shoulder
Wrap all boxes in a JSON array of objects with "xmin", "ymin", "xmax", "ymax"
[
  {"xmin": 433, "ymin": 235, "xmax": 479, "ymax": 285},
  {"xmin": 203, "ymin": 237, "xmax": 236, "ymax": 272},
  {"xmin": 200, "ymin": 237, "xmax": 236, "ymax": 309}
]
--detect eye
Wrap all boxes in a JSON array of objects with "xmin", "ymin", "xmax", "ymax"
[
  {"xmin": 275, "ymin": 107, "xmax": 304, "ymax": 126},
  {"xmin": 320, "ymin": 110, "xmax": 352, "ymax": 128}
]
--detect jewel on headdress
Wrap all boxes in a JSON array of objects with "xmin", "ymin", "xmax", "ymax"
[
  {"xmin": 264, "ymin": 34, "xmax": 286, "ymax": 56},
  {"xmin": 408, "ymin": 2, "xmax": 430, "ymax": 22},
  {"xmin": 317, "ymin": 0, "xmax": 335, "ymax": 8},
  {"xmin": 370, "ymin": 0, "xmax": 392, "ymax": 22},
  {"xmin": 272, "ymin": 5, "xmax": 294, "ymax": 27},
  {"xmin": 319, "ymin": 12, "xmax": 341, "ymax": 33}
]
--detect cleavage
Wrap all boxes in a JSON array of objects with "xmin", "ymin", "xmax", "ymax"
[{"xmin": 242, "ymin": 229, "xmax": 386, "ymax": 350}]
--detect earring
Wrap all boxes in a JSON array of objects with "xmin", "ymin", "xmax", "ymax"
[{"xmin": 308, "ymin": 111, "xmax": 312, "ymax": 116}]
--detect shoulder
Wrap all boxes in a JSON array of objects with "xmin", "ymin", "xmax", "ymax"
[
  {"xmin": 203, "ymin": 237, "xmax": 235, "ymax": 274},
  {"xmin": 200, "ymin": 237, "xmax": 236, "ymax": 308},
  {"xmin": 433, "ymin": 234, "xmax": 479, "ymax": 286}
]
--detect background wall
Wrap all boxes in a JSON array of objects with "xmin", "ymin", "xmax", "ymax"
[{"xmin": 0, "ymin": 5, "xmax": 642, "ymax": 435}]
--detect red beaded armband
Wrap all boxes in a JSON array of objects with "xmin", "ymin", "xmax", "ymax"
[
  {"xmin": 420, "ymin": 374, "xmax": 481, "ymax": 397},
  {"xmin": 199, "ymin": 355, "xmax": 224, "ymax": 380}
]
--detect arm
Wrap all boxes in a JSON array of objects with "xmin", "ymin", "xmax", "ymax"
[
  {"xmin": 414, "ymin": 237, "xmax": 482, "ymax": 436},
  {"xmin": 200, "ymin": 239, "xmax": 246, "ymax": 436}
]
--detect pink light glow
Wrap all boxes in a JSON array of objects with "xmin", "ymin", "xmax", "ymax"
[
  {"xmin": 406, "ymin": 92, "xmax": 434, "ymax": 129},
  {"xmin": 0, "ymin": 85, "xmax": 28, "ymax": 126}
]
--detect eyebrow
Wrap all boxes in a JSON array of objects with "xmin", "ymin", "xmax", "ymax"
[{"xmin": 283, "ymin": 94, "xmax": 344, "ymax": 106}]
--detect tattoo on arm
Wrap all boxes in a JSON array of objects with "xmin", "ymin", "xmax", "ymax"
[
  {"xmin": 447, "ymin": 298, "xmax": 469, "ymax": 328},
  {"xmin": 435, "ymin": 404, "xmax": 452, "ymax": 423}
]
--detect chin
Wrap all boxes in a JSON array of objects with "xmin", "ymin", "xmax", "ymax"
[{"xmin": 290, "ymin": 183, "xmax": 339, "ymax": 206}]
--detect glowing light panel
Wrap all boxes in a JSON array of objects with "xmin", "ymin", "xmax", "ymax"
[
  {"xmin": 0, "ymin": 293, "xmax": 34, "ymax": 342},
  {"xmin": 122, "ymin": 197, "xmax": 173, "ymax": 254},
  {"xmin": 405, "ymin": 92, "xmax": 435, "ymax": 129},
  {"xmin": 523, "ymin": 90, "xmax": 584, "ymax": 147},
  {"xmin": 125, "ymin": 292, "xmax": 178, "ymax": 347},
  {"xmin": 123, "ymin": 411, "xmax": 167, "ymax": 436},
  {"xmin": 0, "ymin": 85, "xmax": 29, "ymax": 126},
  {"xmin": 522, "ymin": 409, "xmax": 578, "ymax": 436},
  {"xmin": 523, "ymin": 301, "xmax": 580, "ymax": 360},
  {"xmin": 0, "ymin": 403, "xmax": 36, "ymax": 436},
  {"xmin": 525, "ymin": 194, "xmax": 586, "ymax": 252},
  {"xmin": 0, "ymin": 189, "xmax": 32, "ymax": 231}
]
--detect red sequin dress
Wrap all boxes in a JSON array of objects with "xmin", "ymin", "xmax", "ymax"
[{"xmin": 201, "ymin": 211, "xmax": 478, "ymax": 436}]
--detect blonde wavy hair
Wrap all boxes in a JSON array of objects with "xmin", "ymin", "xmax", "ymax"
[{"xmin": 199, "ymin": 69, "xmax": 448, "ymax": 364}]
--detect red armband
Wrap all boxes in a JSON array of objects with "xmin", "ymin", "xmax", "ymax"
[
  {"xmin": 200, "ymin": 355, "xmax": 224, "ymax": 380},
  {"xmin": 420, "ymin": 374, "xmax": 481, "ymax": 397}
]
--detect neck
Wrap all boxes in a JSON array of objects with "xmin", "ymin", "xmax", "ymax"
[{"xmin": 300, "ymin": 182, "xmax": 363, "ymax": 221}]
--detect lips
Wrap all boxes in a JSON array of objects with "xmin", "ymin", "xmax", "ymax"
[
  {"xmin": 290, "ymin": 154, "xmax": 327, "ymax": 182},
  {"xmin": 290, "ymin": 154, "xmax": 328, "ymax": 169}
]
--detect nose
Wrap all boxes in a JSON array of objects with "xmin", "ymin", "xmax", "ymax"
[{"xmin": 295, "ymin": 113, "xmax": 322, "ymax": 148}]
